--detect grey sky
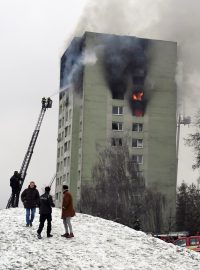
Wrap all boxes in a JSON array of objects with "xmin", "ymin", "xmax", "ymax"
[{"xmin": 0, "ymin": 0, "xmax": 199, "ymax": 209}]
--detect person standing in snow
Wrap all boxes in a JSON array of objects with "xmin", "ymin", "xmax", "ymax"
[
  {"xmin": 21, "ymin": 181, "xmax": 40, "ymax": 227},
  {"xmin": 61, "ymin": 185, "xmax": 75, "ymax": 238},
  {"xmin": 37, "ymin": 186, "xmax": 55, "ymax": 239},
  {"xmin": 10, "ymin": 171, "xmax": 21, "ymax": 207}
]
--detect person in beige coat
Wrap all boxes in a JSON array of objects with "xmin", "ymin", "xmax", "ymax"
[{"xmin": 61, "ymin": 185, "xmax": 75, "ymax": 238}]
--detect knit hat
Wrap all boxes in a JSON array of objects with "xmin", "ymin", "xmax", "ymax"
[{"xmin": 45, "ymin": 186, "xmax": 51, "ymax": 192}]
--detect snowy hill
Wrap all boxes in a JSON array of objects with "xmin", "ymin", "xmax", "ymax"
[{"xmin": 0, "ymin": 208, "xmax": 200, "ymax": 270}]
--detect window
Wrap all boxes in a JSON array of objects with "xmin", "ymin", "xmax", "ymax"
[
  {"xmin": 132, "ymin": 155, "xmax": 143, "ymax": 164},
  {"xmin": 59, "ymin": 105, "xmax": 62, "ymax": 115},
  {"xmin": 112, "ymin": 122, "xmax": 123, "ymax": 131},
  {"xmin": 57, "ymin": 148, "xmax": 60, "ymax": 158},
  {"xmin": 68, "ymin": 125, "xmax": 71, "ymax": 135},
  {"xmin": 132, "ymin": 139, "xmax": 143, "ymax": 148},
  {"xmin": 57, "ymin": 133, "xmax": 61, "ymax": 142},
  {"xmin": 174, "ymin": 239, "xmax": 187, "ymax": 247},
  {"xmin": 111, "ymin": 138, "xmax": 122, "ymax": 146},
  {"xmin": 190, "ymin": 238, "xmax": 200, "ymax": 246},
  {"xmin": 64, "ymin": 158, "xmax": 67, "ymax": 167},
  {"xmin": 112, "ymin": 106, "xmax": 123, "ymax": 115},
  {"xmin": 64, "ymin": 142, "xmax": 67, "ymax": 152},
  {"xmin": 66, "ymin": 111, "xmax": 68, "ymax": 121},
  {"xmin": 57, "ymin": 162, "xmax": 60, "ymax": 172},
  {"xmin": 65, "ymin": 126, "xmax": 68, "ymax": 137},
  {"xmin": 112, "ymin": 91, "xmax": 124, "ymax": 100},
  {"xmin": 68, "ymin": 141, "xmax": 71, "ymax": 151},
  {"xmin": 67, "ymin": 157, "xmax": 70, "ymax": 166},
  {"xmin": 69, "ymin": 109, "xmax": 72, "ymax": 119},
  {"xmin": 65, "ymin": 96, "xmax": 69, "ymax": 106},
  {"xmin": 59, "ymin": 119, "xmax": 61, "ymax": 129},
  {"xmin": 132, "ymin": 123, "xmax": 143, "ymax": 132},
  {"xmin": 136, "ymin": 171, "xmax": 144, "ymax": 178}
]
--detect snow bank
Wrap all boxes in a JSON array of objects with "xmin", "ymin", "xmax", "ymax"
[{"xmin": 0, "ymin": 208, "xmax": 200, "ymax": 270}]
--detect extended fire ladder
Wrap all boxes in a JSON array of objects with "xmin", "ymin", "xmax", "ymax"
[{"xmin": 6, "ymin": 97, "xmax": 52, "ymax": 208}]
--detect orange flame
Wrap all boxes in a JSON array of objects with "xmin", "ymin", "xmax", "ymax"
[{"xmin": 132, "ymin": 91, "xmax": 144, "ymax": 101}]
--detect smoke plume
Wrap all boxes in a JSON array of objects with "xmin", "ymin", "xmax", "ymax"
[{"xmin": 74, "ymin": 0, "xmax": 200, "ymax": 115}]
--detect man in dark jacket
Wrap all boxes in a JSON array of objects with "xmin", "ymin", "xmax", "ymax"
[
  {"xmin": 10, "ymin": 171, "xmax": 21, "ymax": 207},
  {"xmin": 37, "ymin": 186, "xmax": 55, "ymax": 239},
  {"xmin": 21, "ymin": 181, "xmax": 40, "ymax": 227}
]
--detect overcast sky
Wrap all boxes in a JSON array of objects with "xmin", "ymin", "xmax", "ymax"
[{"xmin": 0, "ymin": 0, "xmax": 199, "ymax": 209}]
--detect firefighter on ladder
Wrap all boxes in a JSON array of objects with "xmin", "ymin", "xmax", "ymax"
[{"xmin": 10, "ymin": 171, "xmax": 22, "ymax": 207}]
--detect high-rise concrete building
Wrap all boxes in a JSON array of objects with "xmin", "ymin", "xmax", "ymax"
[{"xmin": 55, "ymin": 32, "xmax": 177, "ymax": 226}]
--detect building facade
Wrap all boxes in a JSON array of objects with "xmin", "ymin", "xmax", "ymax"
[{"xmin": 55, "ymin": 32, "xmax": 177, "ymax": 226}]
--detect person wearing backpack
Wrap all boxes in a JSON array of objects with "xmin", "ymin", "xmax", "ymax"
[{"xmin": 37, "ymin": 186, "xmax": 55, "ymax": 239}]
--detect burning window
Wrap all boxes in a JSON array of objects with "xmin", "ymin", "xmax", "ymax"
[
  {"xmin": 131, "ymin": 91, "xmax": 144, "ymax": 117},
  {"xmin": 112, "ymin": 92, "xmax": 124, "ymax": 100},
  {"xmin": 132, "ymin": 139, "xmax": 143, "ymax": 148},
  {"xmin": 112, "ymin": 122, "xmax": 123, "ymax": 131},
  {"xmin": 132, "ymin": 91, "xmax": 144, "ymax": 101},
  {"xmin": 132, "ymin": 123, "xmax": 143, "ymax": 132},
  {"xmin": 112, "ymin": 106, "xmax": 123, "ymax": 115}
]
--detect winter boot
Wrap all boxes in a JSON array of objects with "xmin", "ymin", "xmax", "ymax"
[
  {"xmin": 47, "ymin": 234, "xmax": 53, "ymax": 238},
  {"xmin": 61, "ymin": 233, "xmax": 69, "ymax": 237},
  {"xmin": 66, "ymin": 233, "xmax": 74, "ymax": 238},
  {"xmin": 37, "ymin": 234, "xmax": 42, "ymax": 239}
]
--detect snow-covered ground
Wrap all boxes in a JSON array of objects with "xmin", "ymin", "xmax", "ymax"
[{"xmin": 0, "ymin": 208, "xmax": 200, "ymax": 270}]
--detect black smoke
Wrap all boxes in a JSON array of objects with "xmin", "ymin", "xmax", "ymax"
[{"xmin": 102, "ymin": 34, "xmax": 148, "ymax": 115}]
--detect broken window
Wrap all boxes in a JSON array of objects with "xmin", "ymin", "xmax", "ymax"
[
  {"xmin": 132, "ymin": 123, "xmax": 143, "ymax": 132},
  {"xmin": 112, "ymin": 122, "xmax": 123, "ymax": 131},
  {"xmin": 111, "ymin": 138, "xmax": 123, "ymax": 146},
  {"xmin": 112, "ymin": 106, "xmax": 123, "ymax": 115},
  {"xmin": 132, "ymin": 155, "xmax": 143, "ymax": 164},
  {"xmin": 132, "ymin": 139, "xmax": 143, "ymax": 148}
]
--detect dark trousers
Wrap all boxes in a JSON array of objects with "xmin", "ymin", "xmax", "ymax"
[
  {"xmin": 11, "ymin": 189, "xmax": 20, "ymax": 207},
  {"xmin": 37, "ymin": 214, "xmax": 52, "ymax": 235}
]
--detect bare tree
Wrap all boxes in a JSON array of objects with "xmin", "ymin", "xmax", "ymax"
[
  {"xmin": 185, "ymin": 110, "xmax": 200, "ymax": 169},
  {"xmin": 176, "ymin": 182, "xmax": 200, "ymax": 234},
  {"xmin": 80, "ymin": 143, "xmax": 166, "ymax": 233}
]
